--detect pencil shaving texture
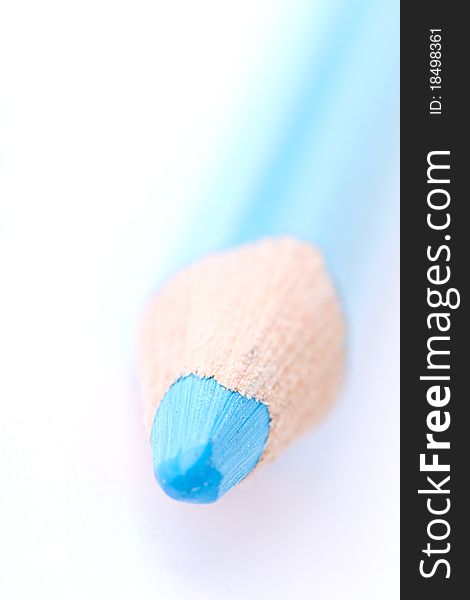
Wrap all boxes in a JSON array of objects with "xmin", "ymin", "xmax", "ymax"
[{"xmin": 140, "ymin": 237, "xmax": 345, "ymax": 463}]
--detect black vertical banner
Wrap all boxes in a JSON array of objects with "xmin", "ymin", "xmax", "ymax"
[{"xmin": 401, "ymin": 3, "xmax": 468, "ymax": 598}]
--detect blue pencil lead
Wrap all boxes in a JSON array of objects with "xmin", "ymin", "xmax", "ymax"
[{"xmin": 150, "ymin": 375, "xmax": 270, "ymax": 504}]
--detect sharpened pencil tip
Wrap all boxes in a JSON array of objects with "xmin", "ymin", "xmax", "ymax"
[
  {"xmin": 150, "ymin": 374, "xmax": 270, "ymax": 504},
  {"xmin": 154, "ymin": 442, "xmax": 222, "ymax": 503}
]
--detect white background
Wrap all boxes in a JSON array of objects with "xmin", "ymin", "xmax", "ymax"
[{"xmin": 0, "ymin": 2, "xmax": 399, "ymax": 598}]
